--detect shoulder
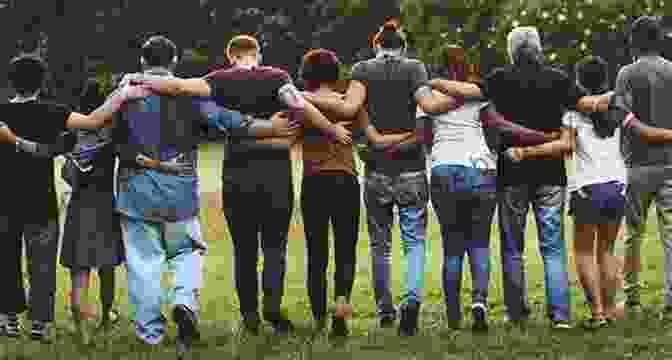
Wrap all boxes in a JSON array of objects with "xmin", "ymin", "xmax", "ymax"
[{"xmin": 259, "ymin": 66, "xmax": 292, "ymax": 82}]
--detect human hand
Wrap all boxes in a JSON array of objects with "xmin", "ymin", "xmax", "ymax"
[
  {"xmin": 327, "ymin": 122, "xmax": 352, "ymax": 144},
  {"xmin": 271, "ymin": 112, "xmax": 302, "ymax": 137},
  {"xmin": 505, "ymin": 147, "xmax": 525, "ymax": 162}
]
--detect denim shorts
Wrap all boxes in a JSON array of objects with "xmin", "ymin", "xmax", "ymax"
[{"xmin": 569, "ymin": 181, "xmax": 625, "ymax": 224}]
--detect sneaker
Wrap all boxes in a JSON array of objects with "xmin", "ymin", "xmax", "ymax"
[
  {"xmin": 241, "ymin": 313, "xmax": 261, "ymax": 335},
  {"xmin": 31, "ymin": 321, "xmax": 50, "ymax": 342},
  {"xmin": 173, "ymin": 305, "xmax": 200, "ymax": 356},
  {"xmin": 379, "ymin": 308, "xmax": 396, "ymax": 328},
  {"xmin": 4, "ymin": 315, "xmax": 21, "ymax": 338},
  {"xmin": 264, "ymin": 312, "xmax": 294, "ymax": 336},
  {"xmin": 471, "ymin": 303, "xmax": 488, "ymax": 332},
  {"xmin": 398, "ymin": 303, "xmax": 420, "ymax": 337},
  {"xmin": 551, "ymin": 320, "xmax": 572, "ymax": 330}
]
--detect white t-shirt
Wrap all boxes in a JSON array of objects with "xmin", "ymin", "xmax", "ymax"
[
  {"xmin": 563, "ymin": 110, "xmax": 626, "ymax": 192},
  {"xmin": 419, "ymin": 100, "xmax": 496, "ymax": 170}
]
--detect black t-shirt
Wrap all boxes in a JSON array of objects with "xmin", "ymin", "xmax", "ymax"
[
  {"xmin": 480, "ymin": 65, "xmax": 586, "ymax": 187},
  {"xmin": 0, "ymin": 100, "xmax": 70, "ymax": 220}
]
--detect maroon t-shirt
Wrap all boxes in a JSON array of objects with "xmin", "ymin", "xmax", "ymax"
[
  {"xmin": 204, "ymin": 65, "xmax": 294, "ymax": 165},
  {"xmin": 204, "ymin": 65, "xmax": 292, "ymax": 119}
]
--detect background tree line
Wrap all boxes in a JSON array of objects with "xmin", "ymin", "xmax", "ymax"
[{"xmin": 0, "ymin": 0, "xmax": 670, "ymax": 106}]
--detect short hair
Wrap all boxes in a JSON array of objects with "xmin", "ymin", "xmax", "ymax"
[
  {"xmin": 8, "ymin": 55, "xmax": 47, "ymax": 95},
  {"xmin": 300, "ymin": 48, "xmax": 341, "ymax": 87},
  {"xmin": 507, "ymin": 26, "xmax": 542, "ymax": 64},
  {"xmin": 630, "ymin": 16, "xmax": 662, "ymax": 53},
  {"xmin": 575, "ymin": 56, "xmax": 608, "ymax": 94},
  {"xmin": 226, "ymin": 35, "xmax": 260, "ymax": 63},
  {"xmin": 373, "ymin": 23, "xmax": 406, "ymax": 50},
  {"xmin": 141, "ymin": 35, "xmax": 178, "ymax": 68}
]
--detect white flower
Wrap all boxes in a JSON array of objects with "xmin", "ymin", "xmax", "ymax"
[
  {"xmin": 521, "ymin": 10, "xmax": 527, "ymax": 17},
  {"xmin": 512, "ymin": 20, "xmax": 520, "ymax": 27},
  {"xmin": 542, "ymin": 11, "xmax": 550, "ymax": 19},
  {"xmin": 584, "ymin": 28, "xmax": 592, "ymax": 36},
  {"xmin": 610, "ymin": 23, "xmax": 617, "ymax": 30},
  {"xmin": 558, "ymin": 13, "xmax": 567, "ymax": 22},
  {"xmin": 549, "ymin": 53, "xmax": 557, "ymax": 61},
  {"xmin": 577, "ymin": 11, "xmax": 583, "ymax": 20},
  {"xmin": 580, "ymin": 42, "xmax": 587, "ymax": 51}
]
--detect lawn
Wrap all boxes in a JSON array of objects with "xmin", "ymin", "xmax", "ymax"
[{"xmin": 3, "ymin": 142, "xmax": 671, "ymax": 359}]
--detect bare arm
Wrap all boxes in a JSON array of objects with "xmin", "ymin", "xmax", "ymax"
[
  {"xmin": 301, "ymin": 80, "xmax": 367, "ymax": 119},
  {"xmin": 511, "ymin": 127, "xmax": 573, "ymax": 161},
  {"xmin": 125, "ymin": 74, "xmax": 211, "ymax": 97},
  {"xmin": 356, "ymin": 108, "xmax": 412, "ymax": 146},
  {"xmin": 480, "ymin": 105, "xmax": 558, "ymax": 146},
  {"xmin": 429, "ymin": 79, "xmax": 483, "ymax": 99},
  {"xmin": 280, "ymin": 84, "xmax": 351, "ymax": 144},
  {"xmin": 415, "ymin": 87, "xmax": 465, "ymax": 115},
  {"xmin": 625, "ymin": 113, "xmax": 672, "ymax": 144},
  {"xmin": 576, "ymin": 93, "xmax": 611, "ymax": 113},
  {"xmin": 66, "ymin": 84, "xmax": 152, "ymax": 130}
]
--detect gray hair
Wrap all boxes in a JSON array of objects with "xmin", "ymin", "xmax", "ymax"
[{"xmin": 507, "ymin": 26, "xmax": 542, "ymax": 64}]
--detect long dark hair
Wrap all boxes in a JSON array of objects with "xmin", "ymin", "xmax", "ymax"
[{"xmin": 575, "ymin": 56, "xmax": 616, "ymax": 138}]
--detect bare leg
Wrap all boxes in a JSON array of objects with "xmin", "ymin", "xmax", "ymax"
[
  {"xmin": 70, "ymin": 269, "xmax": 91, "ymax": 344},
  {"xmin": 597, "ymin": 222, "xmax": 621, "ymax": 322},
  {"xmin": 574, "ymin": 223, "xmax": 604, "ymax": 320}
]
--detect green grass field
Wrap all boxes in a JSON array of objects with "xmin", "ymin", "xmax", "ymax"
[{"xmin": 3, "ymin": 143, "xmax": 671, "ymax": 359}]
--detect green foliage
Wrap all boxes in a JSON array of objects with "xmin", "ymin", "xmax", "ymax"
[{"xmin": 398, "ymin": 0, "xmax": 667, "ymax": 69}]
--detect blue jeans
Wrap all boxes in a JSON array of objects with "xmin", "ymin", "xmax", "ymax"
[
  {"xmin": 364, "ymin": 170, "xmax": 428, "ymax": 317},
  {"xmin": 430, "ymin": 165, "xmax": 497, "ymax": 322},
  {"xmin": 498, "ymin": 184, "xmax": 570, "ymax": 322},
  {"xmin": 121, "ymin": 216, "xmax": 203, "ymax": 345}
]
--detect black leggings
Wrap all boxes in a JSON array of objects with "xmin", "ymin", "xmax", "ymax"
[
  {"xmin": 222, "ymin": 157, "xmax": 294, "ymax": 318},
  {"xmin": 301, "ymin": 173, "xmax": 360, "ymax": 320}
]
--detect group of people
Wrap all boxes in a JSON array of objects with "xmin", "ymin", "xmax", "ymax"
[{"xmin": 0, "ymin": 12, "xmax": 671, "ymax": 357}]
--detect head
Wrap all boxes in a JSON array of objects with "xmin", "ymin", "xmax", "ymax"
[
  {"xmin": 300, "ymin": 48, "xmax": 341, "ymax": 91},
  {"xmin": 8, "ymin": 55, "xmax": 47, "ymax": 97},
  {"xmin": 373, "ymin": 22, "xmax": 407, "ymax": 55},
  {"xmin": 575, "ymin": 55, "xmax": 616, "ymax": 138},
  {"xmin": 576, "ymin": 56, "xmax": 609, "ymax": 95},
  {"xmin": 507, "ymin": 26, "xmax": 543, "ymax": 67},
  {"xmin": 226, "ymin": 34, "xmax": 262, "ymax": 67},
  {"xmin": 629, "ymin": 16, "xmax": 662, "ymax": 56},
  {"xmin": 140, "ymin": 35, "xmax": 178, "ymax": 70}
]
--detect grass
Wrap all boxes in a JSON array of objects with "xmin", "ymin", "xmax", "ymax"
[{"xmin": 6, "ymin": 142, "xmax": 672, "ymax": 359}]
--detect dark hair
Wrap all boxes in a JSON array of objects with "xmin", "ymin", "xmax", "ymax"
[
  {"xmin": 374, "ymin": 23, "xmax": 406, "ymax": 50},
  {"xmin": 8, "ymin": 55, "xmax": 46, "ymax": 95},
  {"xmin": 630, "ymin": 16, "xmax": 662, "ymax": 53},
  {"xmin": 300, "ymin": 48, "xmax": 340, "ymax": 91},
  {"xmin": 575, "ymin": 56, "xmax": 616, "ymax": 138},
  {"xmin": 141, "ymin": 35, "xmax": 178, "ymax": 68}
]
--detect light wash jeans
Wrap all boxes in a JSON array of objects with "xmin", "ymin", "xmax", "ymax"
[
  {"xmin": 364, "ymin": 170, "xmax": 428, "ymax": 318},
  {"xmin": 121, "ymin": 215, "xmax": 203, "ymax": 345}
]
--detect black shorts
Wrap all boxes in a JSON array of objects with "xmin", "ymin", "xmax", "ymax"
[{"xmin": 569, "ymin": 181, "xmax": 625, "ymax": 224}]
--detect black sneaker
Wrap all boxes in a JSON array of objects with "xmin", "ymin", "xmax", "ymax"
[
  {"xmin": 264, "ymin": 312, "xmax": 294, "ymax": 336},
  {"xmin": 242, "ymin": 313, "xmax": 261, "ymax": 335},
  {"xmin": 173, "ymin": 305, "xmax": 200, "ymax": 356},
  {"xmin": 31, "ymin": 321, "xmax": 50, "ymax": 342},
  {"xmin": 4, "ymin": 315, "xmax": 21, "ymax": 338},
  {"xmin": 471, "ymin": 303, "xmax": 488, "ymax": 332},
  {"xmin": 330, "ymin": 316, "xmax": 349, "ymax": 338},
  {"xmin": 398, "ymin": 303, "xmax": 420, "ymax": 337},
  {"xmin": 379, "ymin": 309, "xmax": 396, "ymax": 328}
]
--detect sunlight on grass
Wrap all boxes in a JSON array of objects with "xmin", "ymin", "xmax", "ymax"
[{"xmin": 32, "ymin": 145, "xmax": 671, "ymax": 359}]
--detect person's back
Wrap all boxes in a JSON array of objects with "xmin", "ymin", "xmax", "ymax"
[
  {"xmin": 0, "ymin": 100, "xmax": 69, "ymax": 220},
  {"xmin": 352, "ymin": 54, "xmax": 427, "ymax": 174},
  {"xmin": 617, "ymin": 56, "xmax": 672, "ymax": 167}
]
